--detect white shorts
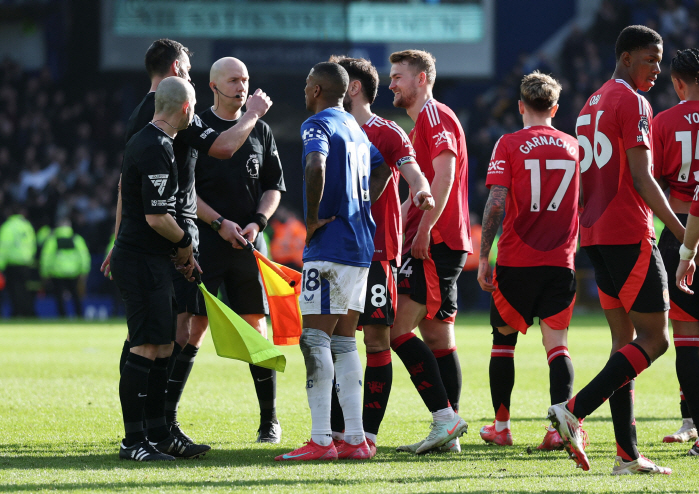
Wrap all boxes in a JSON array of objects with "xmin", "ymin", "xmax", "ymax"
[{"xmin": 299, "ymin": 261, "xmax": 369, "ymax": 315}]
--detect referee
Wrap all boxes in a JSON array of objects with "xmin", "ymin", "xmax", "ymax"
[
  {"xmin": 112, "ymin": 77, "xmax": 209, "ymax": 461},
  {"xmin": 188, "ymin": 57, "xmax": 286, "ymax": 443}
]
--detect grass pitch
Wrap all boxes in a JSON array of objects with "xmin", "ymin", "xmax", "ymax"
[{"xmin": 0, "ymin": 314, "xmax": 696, "ymax": 493}]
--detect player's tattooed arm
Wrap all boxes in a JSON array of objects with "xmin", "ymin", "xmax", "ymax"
[
  {"xmin": 305, "ymin": 152, "xmax": 334, "ymax": 245},
  {"xmin": 478, "ymin": 185, "xmax": 508, "ymax": 292},
  {"xmin": 369, "ymin": 162, "xmax": 392, "ymax": 203}
]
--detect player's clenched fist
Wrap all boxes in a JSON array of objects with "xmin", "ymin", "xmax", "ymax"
[
  {"xmin": 246, "ymin": 89, "xmax": 272, "ymax": 118},
  {"xmin": 413, "ymin": 190, "xmax": 435, "ymax": 211}
]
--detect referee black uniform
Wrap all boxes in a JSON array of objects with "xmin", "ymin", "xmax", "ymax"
[{"xmin": 195, "ymin": 107, "xmax": 285, "ymax": 437}]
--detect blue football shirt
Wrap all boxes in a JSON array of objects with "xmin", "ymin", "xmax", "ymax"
[{"xmin": 301, "ymin": 107, "xmax": 384, "ymax": 267}]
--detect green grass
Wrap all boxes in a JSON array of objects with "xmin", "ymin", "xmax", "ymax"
[{"xmin": 0, "ymin": 314, "xmax": 696, "ymax": 493}]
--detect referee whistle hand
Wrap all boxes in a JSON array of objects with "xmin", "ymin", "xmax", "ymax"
[
  {"xmin": 246, "ymin": 89, "xmax": 273, "ymax": 118},
  {"xmin": 676, "ymin": 259, "xmax": 695, "ymax": 295},
  {"xmin": 414, "ymin": 191, "xmax": 435, "ymax": 211},
  {"xmin": 305, "ymin": 217, "xmax": 335, "ymax": 247},
  {"xmin": 101, "ymin": 248, "xmax": 113, "ymax": 280},
  {"xmin": 477, "ymin": 258, "xmax": 495, "ymax": 293}
]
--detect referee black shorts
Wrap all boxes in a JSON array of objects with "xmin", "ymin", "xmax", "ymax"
[
  {"xmin": 584, "ymin": 238, "xmax": 669, "ymax": 313},
  {"xmin": 658, "ymin": 214, "xmax": 698, "ymax": 321},
  {"xmin": 397, "ymin": 242, "xmax": 467, "ymax": 323},
  {"xmin": 198, "ymin": 228, "xmax": 268, "ymax": 316},
  {"xmin": 490, "ymin": 264, "xmax": 576, "ymax": 334},
  {"xmin": 111, "ymin": 246, "xmax": 176, "ymax": 347},
  {"xmin": 171, "ymin": 218, "xmax": 204, "ymax": 315},
  {"xmin": 358, "ymin": 259, "xmax": 398, "ymax": 327}
]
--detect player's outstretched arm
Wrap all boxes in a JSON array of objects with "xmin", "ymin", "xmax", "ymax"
[
  {"xmin": 207, "ymin": 89, "xmax": 273, "ymax": 159},
  {"xmin": 196, "ymin": 195, "xmax": 247, "ymax": 248},
  {"xmin": 478, "ymin": 185, "xmax": 508, "ymax": 293},
  {"xmin": 677, "ymin": 213, "xmax": 699, "ymax": 294},
  {"xmin": 411, "ymin": 150, "xmax": 456, "ymax": 260},
  {"xmin": 369, "ymin": 162, "xmax": 392, "ymax": 204},
  {"xmin": 305, "ymin": 151, "xmax": 334, "ymax": 246},
  {"xmin": 399, "ymin": 160, "xmax": 434, "ymax": 211},
  {"xmin": 627, "ymin": 146, "xmax": 684, "ymax": 242},
  {"xmin": 101, "ymin": 174, "xmax": 122, "ymax": 280}
]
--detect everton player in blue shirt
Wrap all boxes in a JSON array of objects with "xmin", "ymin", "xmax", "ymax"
[{"xmin": 276, "ymin": 62, "xmax": 434, "ymax": 461}]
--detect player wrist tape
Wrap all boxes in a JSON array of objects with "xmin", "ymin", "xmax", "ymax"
[
  {"xmin": 252, "ymin": 213, "xmax": 268, "ymax": 231},
  {"xmin": 679, "ymin": 243, "xmax": 697, "ymax": 261},
  {"xmin": 176, "ymin": 231, "xmax": 192, "ymax": 249}
]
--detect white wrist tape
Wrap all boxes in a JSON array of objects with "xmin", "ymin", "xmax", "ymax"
[{"xmin": 679, "ymin": 244, "xmax": 697, "ymax": 261}]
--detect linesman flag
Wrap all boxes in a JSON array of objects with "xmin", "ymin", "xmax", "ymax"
[
  {"xmin": 254, "ymin": 250, "xmax": 303, "ymax": 346},
  {"xmin": 198, "ymin": 283, "xmax": 287, "ymax": 372}
]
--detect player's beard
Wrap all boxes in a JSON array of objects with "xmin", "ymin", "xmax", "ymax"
[
  {"xmin": 342, "ymin": 94, "xmax": 352, "ymax": 113},
  {"xmin": 393, "ymin": 86, "xmax": 417, "ymax": 109}
]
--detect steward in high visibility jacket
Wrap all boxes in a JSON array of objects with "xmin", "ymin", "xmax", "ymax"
[
  {"xmin": 0, "ymin": 211, "xmax": 37, "ymax": 316},
  {"xmin": 40, "ymin": 223, "xmax": 91, "ymax": 317}
]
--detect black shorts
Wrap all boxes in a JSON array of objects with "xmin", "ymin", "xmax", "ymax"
[
  {"xmin": 358, "ymin": 260, "xmax": 398, "ymax": 327},
  {"xmin": 171, "ymin": 219, "xmax": 204, "ymax": 315},
  {"xmin": 658, "ymin": 215, "xmax": 699, "ymax": 322},
  {"xmin": 490, "ymin": 265, "xmax": 576, "ymax": 334},
  {"xmin": 397, "ymin": 243, "xmax": 467, "ymax": 323},
  {"xmin": 198, "ymin": 228, "xmax": 268, "ymax": 316},
  {"xmin": 584, "ymin": 238, "xmax": 669, "ymax": 313},
  {"xmin": 111, "ymin": 246, "xmax": 176, "ymax": 347}
]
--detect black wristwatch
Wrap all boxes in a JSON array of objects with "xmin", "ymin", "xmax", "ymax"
[{"xmin": 211, "ymin": 216, "xmax": 224, "ymax": 232}]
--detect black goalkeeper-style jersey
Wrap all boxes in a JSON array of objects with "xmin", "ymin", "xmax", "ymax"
[
  {"xmin": 125, "ymin": 92, "xmax": 220, "ymax": 221},
  {"xmin": 116, "ymin": 124, "xmax": 178, "ymax": 256},
  {"xmin": 195, "ymin": 108, "xmax": 285, "ymax": 228}
]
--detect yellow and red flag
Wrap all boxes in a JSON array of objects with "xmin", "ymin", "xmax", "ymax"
[{"xmin": 254, "ymin": 251, "xmax": 303, "ymax": 346}]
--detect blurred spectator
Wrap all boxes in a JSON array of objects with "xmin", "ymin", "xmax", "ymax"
[
  {"xmin": 0, "ymin": 205, "xmax": 37, "ymax": 316},
  {"xmin": 39, "ymin": 217, "xmax": 91, "ymax": 317},
  {"xmin": 269, "ymin": 205, "xmax": 305, "ymax": 271}
]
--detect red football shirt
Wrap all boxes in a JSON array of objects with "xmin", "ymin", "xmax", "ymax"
[
  {"xmin": 363, "ymin": 114, "xmax": 416, "ymax": 264},
  {"xmin": 653, "ymin": 100, "xmax": 699, "ymax": 202},
  {"xmin": 404, "ymin": 99, "xmax": 472, "ymax": 254},
  {"xmin": 578, "ymin": 79, "xmax": 655, "ymax": 246},
  {"xmin": 486, "ymin": 126, "xmax": 580, "ymax": 269}
]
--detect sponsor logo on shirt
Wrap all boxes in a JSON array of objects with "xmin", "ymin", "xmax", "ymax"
[
  {"xmin": 638, "ymin": 115, "xmax": 649, "ymax": 135},
  {"xmin": 433, "ymin": 130, "xmax": 452, "ymax": 148},
  {"xmin": 200, "ymin": 128, "xmax": 214, "ymax": 140},
  {"xmin": 148, "ymin": 174, "xmax": 168, "ymax": 196},
  {"xmin": 151, "ymin": 199, "xmax": 167, "ymax": 207},
  {"xmin": 488, "ymin": 160, "xmax": 505, "ymax": 174},
  {"xmin": 302, "ymin": 127, "xmax": 324, "ymax": 144},
  {"xmin": 246, "ymin": 154, "xmax": 260, "ymax": 179}
]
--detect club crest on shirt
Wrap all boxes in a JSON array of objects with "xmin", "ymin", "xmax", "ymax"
[
  {"xmin": 638, "ymin": 115, "xmax": 649, "ymax": 135},
  {"xmin": 246, "ymin": 154, "xmax": 260, "ymax": 179}
]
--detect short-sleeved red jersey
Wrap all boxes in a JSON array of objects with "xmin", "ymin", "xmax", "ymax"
[
  {"xmin": 404, "ymin": 99, "xmax": 471, "ymax": 254},
  {"xmin": 653, "ymin": 100, "xmax": 699, "ymax": 202},
  {"xmin": 486, "ymin": 126, "xmax": 580, "ymax": 269},
  {"xmin": 577, "ymin": 79, "xmax": 655, "ymax": 246},
  {"xmin": 363, "ymin": 114, "xmax": 416, "ymax": 264}
]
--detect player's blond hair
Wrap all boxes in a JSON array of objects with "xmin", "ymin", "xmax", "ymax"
[
  {"xmin": 389, "ymin": 50, "xmax": 437, "ymax": 85},
  {"xmin": 520, "ymin": 71, "xmax": 561, "ymax": 113}
]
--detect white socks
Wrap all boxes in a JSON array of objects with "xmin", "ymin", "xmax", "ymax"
[
  {"xmin": 300, "ymin": 328, "xmax": 334, "ymax": 447},
  {"xmin": 432, "ymin": 407, "xmax": 455, "ymax": 422},
  {"xmin": 332, "ymin": 335, "xmax": 365, "ymax": 446},
  {"xmin": 495, "ymin": 420, "xmax": 510, "ymax": 432}
]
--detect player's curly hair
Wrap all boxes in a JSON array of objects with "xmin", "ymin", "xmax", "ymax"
[
  {"xmin": 389, "ymin": 50, "xmax": 436, "ymax": 86},
  {"xmin": 615, "ymin": 25, "xmax": 662, "ymax": 61},
  {"xmin": 520, "ymin": 71, "xmax": 561, "ymax": 113},
  {"xmin": 671, "ymin": 48, "xmax": 699, "ymax": 85},
  {"xmin": 328, "ymin": 55, "xmax": 379, "ymax": 104},
  {"xmin": 145, "ymin": 39, "xmax": 191, "ymax": 79}
]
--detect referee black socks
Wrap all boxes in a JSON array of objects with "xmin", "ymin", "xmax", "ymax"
[
  {"xmin": 145, "ymin": 357, "xmax": 170, "ymax": 443},
  {"xmin": 119, "ymin": 339, "xmax": 130, "ymax": 374},
  {"xmin": 165, "ymin": 344, "xmax": 198, "ymax": 425},
  {"xmin": 249, "ymin": 364, "xmax": 277, "ymax": 423},
  {"xmin": 119, "ymin": 352, "xmax": 153, "ymax": 446},
  {"xmin": 167, "ymin": 342, "xmax": 182, "ymax": 379}
]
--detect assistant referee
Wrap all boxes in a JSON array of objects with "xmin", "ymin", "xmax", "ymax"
[
  {"xmin": 113, "ymin": 77, "xmax": 209, "ymax": 462},
  {"xmin": 189, "ymin": 57, "xmax": 286, "ymax": 443}
]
